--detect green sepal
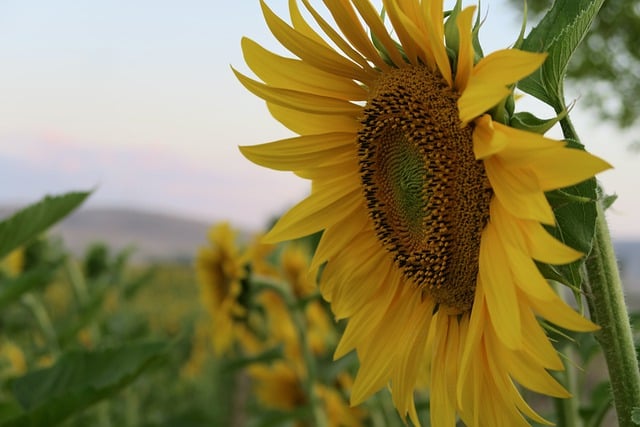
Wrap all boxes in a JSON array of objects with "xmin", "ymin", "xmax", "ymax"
[
  {"xmin": 471, "ymin": 0, "xmax": 484, "ymax": 59},
  {"xmin": 509, "ymin": 110, "xmax": 566, "ymax": 134},
  {"xmin": 444, "ymin": 0, "xmax": 463, "ymax": 69},
  {"xmin": 512, "ymin": 0, "xmax": 528, "ymax": 50}
]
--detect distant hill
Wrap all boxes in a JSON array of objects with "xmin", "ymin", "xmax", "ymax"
[{"xmin": 0, "ymin": 205, "xmax": 214, "ymax": 262}]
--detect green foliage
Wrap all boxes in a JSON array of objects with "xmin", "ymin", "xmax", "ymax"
[
  {"xmin": 511, "ymin": 0, "xmax": 640, "ymax": 129},
  {"xmin": 0, "ymin": 192, "xmax": 90, "ymax": 260},
  {"xmin": 0, "ymin": 264, "xmax": 60, "ymax": 311},
  {"xmin": 3, "ymin": 342, "xmax": 167, "ymax": 427},
  {"xmin": 518, "ymin": 0, "xmax": 605, "ymax": 111}
]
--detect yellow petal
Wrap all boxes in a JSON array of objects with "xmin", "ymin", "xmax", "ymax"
[
  {"xmin": 529, "ymin": 291, "xmax": 599, "ymax": 332},
  {"xmin": 234, "ymin": 69, "xmax": 362, "ymax": 115},
  {"xmin": 485, "ymin": 158, "xmax": 556, "ymax": 224},
  {"xmin": 318, "ymin": 0, "xmax": 390, "ymax": 71},
  {"xmin": 490, "ymin": 198, "xmax": 582, "ymax": 264},
  {"xmin": 459, "ymin": 50, "xmax": 547, "ymax": 122},
  {"xmin": 264, "ymin": 183, "xmax": 361, "ymax": 242},
  {"xmin": 454, "ymin": 6, "xmax": 476, "ymax": 92},
  {"xmin": 421, "ymin": 0, "xmax": 452, "ymax": 85},
  {"xmin": 299, "ymin": 0, "xmax": 376, "ymax": 72},
  {"xmin": 508, "ymin": 148, "xmax": 612, "ymax": 191},
  {"xmin": 267, "ymin": 103, "xmax": 360, "ymax": 134},
  {"xmin": 509, "ymin": 348, "xmax": 570, "ymax": 398},
  {"xmin": 311, "ymin": 206, "xmax": 369, "ymax": 270},
  {"xmin": 472, "ymin": 49, "xmax": 547, "ymax": 88},
  {"xmin": 382, "ymin": 0, "xmax": 421, "ymax": 65},
  {"xmin": 520, "ymin": 302, "xmax": 564, "ymax": 370},
  {"xmin": 288, "ymin": 0, "xmax": 328, "ymax": 46},
  {"xmin": 239, "ymin": 132, "xmax": 355, "ymax": 171},
  {"xmin": 430, "ymin": 314, "xmax": 458, "ymax": 427},
  {"xmin": 242, "ymin": 37, "xmax": 367, "ymax": 100},
  {"xmin": 472, "ymin": 114, "xmax": 508, "ymax": 159},
  {"xmin": 458, "ymin": 81, "xmax": 511, "ymax": 124},
  {"xmin": 260, "ymin": 0, "xmax": 368, "ymax": 81},
  {"xmin": 479, "ymin": 223, "xmax": 522, "ymax": 349},
  {"xmin": 349, "ymin": 0, "xmax": 405, "ymax": 67}
]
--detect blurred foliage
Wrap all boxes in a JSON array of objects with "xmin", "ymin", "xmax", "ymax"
[
  {"xmin": 509, "ymin": 0, "xmax": 640, "ymax": 129},
  {"xmin": 0, "ymin": 191, "xmax": 635, "ymax": 426}
]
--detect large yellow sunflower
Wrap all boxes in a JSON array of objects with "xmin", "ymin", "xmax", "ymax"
[{"xmin": 235, "ymin": 1, "xmax": 611, "ymax": 425}]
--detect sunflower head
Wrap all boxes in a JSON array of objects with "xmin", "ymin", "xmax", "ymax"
[
  {"xmin": 236, "ymin": 0, "xmax": 611, "ymax": 425},
  {"xmin": 196, "ymin": 222, "xmax": 247, "ymax": 355}
]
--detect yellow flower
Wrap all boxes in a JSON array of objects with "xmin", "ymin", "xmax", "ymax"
[
  {"xmin": 248, "ymin": 361, "xmax": 307, "ymax": 411},
  {"xmin": 196, "ymin": 222, "xmax": 246, "ymax": 356},
  {"xmin": 236, "ymin": 1, "xmax": 611, "ymax": 425},
  {"xmin": 281, "ymin": 244, "xmax": 316, "ymax": 298},
  {"xmin": 249, "ymin": 361, "xmax": 364, "ymax": 427},
  {"xmin": 1, "ymin": 248, "xmax": 24, "ymax": 277},
  {"xmin": 317, "ymin": 384, "xmax": 365, "ymax": 427},
  {"xmin": 0, "ymin": 340, "xmax": 27, "ymax": 377}
]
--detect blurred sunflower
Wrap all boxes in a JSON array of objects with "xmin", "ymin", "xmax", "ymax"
[
  {"xmin": 196, "ymin": 223, "xmax": 246, "ymax": 356},
  {"xmin": 0, "ymin": 248, "xmax": 24, "ymax": 278},
  {"xmin": 236, "ymin": 0, "xmax": 611, "ymax": 425},
  {"xmin": 248, "ymin": 360, "xmax": 363, "ymax": 427}
]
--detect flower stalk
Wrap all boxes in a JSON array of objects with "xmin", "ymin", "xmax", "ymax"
[
  {"xmin": 584, "ymin": 201, "xmax": 640, "ymax": 427},
  {"xmin": 558, "ymin": 114, "xmax": 640, "ymax": 427}
]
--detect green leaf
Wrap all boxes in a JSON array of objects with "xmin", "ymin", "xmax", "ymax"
[
  {"xmin": 3, "ymin": 341, "xmax": 167, "ymax": 427},
  {"xmin": 0, "ymin": 192, "xmax": 91, "ymax": 261},
  {"xmin": 0, "ymin": 262, "xmax": 61, "ymax": 310},
  {"xmin": 539, "ymin": 175, "xmax": 598, "ymax": 289},
  {"xmin": 519, "ymin": 0, "xmax": 605, "ymax": 109},
  {"xmin": 510, "ymin": 111, "xmax": 563, "ymax": 134}
]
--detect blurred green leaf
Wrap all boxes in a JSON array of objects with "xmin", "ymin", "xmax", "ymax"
[
  {"xmin": 0, "ymin": 192, "xmax": 90, "ymax": 261},
  {"xmin": 519, "ymin": 0, "xmax": 605, "ymax": 109},
  {"xmin": 3, "ymin": 341, "xmax": 167, "ymax": 427},
  {"xmin": 631, "ymin": 407, "xmax": 640, "ymax": 425},
  {"xmin": 0, "ymin": 261, "xmax": 61, "ymax": 310},
  {"xmin": 223, "ymin": 345, "xmax": 284, "ymax": 371},
  {"xmin": 0, "ymin": 401, "xmax": 23, "ymax": 424}
]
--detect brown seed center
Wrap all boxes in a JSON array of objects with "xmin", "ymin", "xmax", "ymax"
[{"xmin": 357, "ymin": 66, "xmax": 492, "ymax": 312}]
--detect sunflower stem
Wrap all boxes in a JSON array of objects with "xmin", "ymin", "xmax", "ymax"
[
  {"xmin": 556, "ymin": 109, "xmax": 640, "ymax": 426},
  {"xmin": 583, "ymin": 201, "xmax": 640, "ymax": 427}
]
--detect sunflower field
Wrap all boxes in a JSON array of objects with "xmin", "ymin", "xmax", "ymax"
[{"xmin": 2, "ymin": 0, "xmax": 640, "ymax": 426}]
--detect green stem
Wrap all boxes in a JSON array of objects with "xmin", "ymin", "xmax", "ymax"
[
  {"xmin": 554, "ymin": 346, "xmax": 583, "ymax": 427},
  {"xmin": 584, "ymin": 202, "xmax": 640, "ymax": 427},
  {"xmin": 557, "ymin": 111, "xmax": 640, "ymax": 427},
  {"xmin": 21, "ymin": 293, "xmax": 60, "ymax": 357}
]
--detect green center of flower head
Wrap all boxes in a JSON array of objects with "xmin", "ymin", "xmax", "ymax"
[{"xmin": 358, "ymin": 66, "xmax": 492, "ymax": 312}]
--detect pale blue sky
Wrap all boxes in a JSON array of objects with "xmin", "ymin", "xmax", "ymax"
[{"xmin": 0, "ymin": 1, "xmax": 637, "ymax": 239}]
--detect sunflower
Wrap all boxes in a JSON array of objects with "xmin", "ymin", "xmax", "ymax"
[
  {"xmin": 195, "ymin": 222, "xmax": 246, "ymax": 356},
  {"xmin": 235, "ymin": 1, "xmax": 611, "ymax": 425}
]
